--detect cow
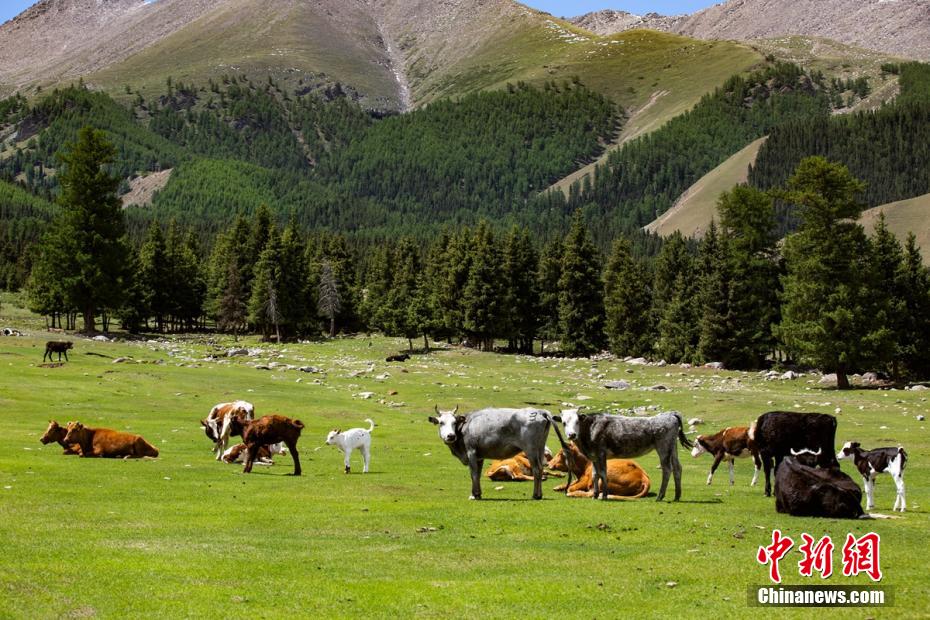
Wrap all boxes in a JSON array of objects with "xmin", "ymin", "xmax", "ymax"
[
  {"xmin": 227, "ymin": 414, "xmax": 304, "ymax": 475},
  {"xmin": 548, "ymin": 442, "xmax": 651, "ymax": 499},
  {"xmin": 428, "ymin": 405, "xmax": 569, "ymax": 500},
  {"xmin": 62, "ymin": 422, "xmax": 159, "ymax": 458},
  {"xmin": 748, "ymin": 411, "xmax": 838, "ymax": 497},
  {"xmin": 559, "ymin": 409, "xmax": 691, "ymax": 501},
  {"xmin": 837, "ymin": 441, "xmax": 907, "ymax": 512},
  {"xmin": 385, "ymin": 353, "xmax": 410, "ymax": 362},
  {"xmin": 221, "ymin": 442, "xmax": 288, "ymax": 465},
  {"xmin": 39, "ymin": 420, "xmax": 82, "ymax": 455},
  {"xmin": 200, "ymin": 400, "xmax": 255, "ymax": 461},
  {"xmin": 775, "ymin": 453, "xmax": 863, "ymax": 519},
  {"xmin": 691, "ymin": 426, "xmax": 761, "ymax": 486},
  {"xmin": 485, "ymin": 448, "xmax": 557, "ymax": 482},
  {"xmin": 43, "ymin": 341, "xmax": 73, "ymax": 362}
]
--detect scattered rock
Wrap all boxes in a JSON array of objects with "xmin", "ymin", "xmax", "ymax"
[
  {"xmin": 909, "ymin": 385, "xmax": 928, "ymax": 392},
  {"xmin": 254, "ymin": 365, "xmax": 271, "ymax": 371},
  {"xmin": 298, "ymin": 366, "xmax": 321, "ymax": 373},
  {"xmin": 375, "ymin": 373, "xmax": 390, "ymax": 380},
  {"xmin": 226, "ymin": 348, "xmax": 249, "ymax": 357},
  {"xmin": 666, "ymin": 581, "xmax": 677, "ymax": 588},
  {"xmin": 781, "ymin": 370, "xmax": 798, "ymax": 380},
  {"xmin": 388, "ymin": 390, "xmax": 398, "ymax": 396},
  {"xmin": 861, "ymin": 372, "xmax": 881, "ymax": 384},
  {"xmin": 604, "ymin": 380, "xmax": 630, "ymax": 390},
  {"xmin": 112, "ymin": 357, "xmax": 131, "ymax": 364},
  {"xmin": 356, "ymin": 392, "xmax": 375, "ymax": 399},
  {"xmin": 645, "ymin": 384, "xmax": 669, "ymax": 391},
  {"xmin": 92, "ymin": 335, "xmax": 111, "ymax": 342},
  {"xmin": 688, "ymin": 418, "xmax": 704, "ymax": 426},
  {"xmin": 576, "ymin": 395, "xmax": 592, "ymax": 401},
  {"xmin": 416, "ymin": 526, "xmax": 438, "ymax": 533},
  {"xmin": 626, "ymin": 357, "xmax": 648, "ymax": 365},
  {"xmin": 818, "ymin": 373, "xmax": 837, "ymax": 386}
]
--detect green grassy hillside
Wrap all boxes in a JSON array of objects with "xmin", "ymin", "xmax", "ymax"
[
  {"xmin": 861, "ymin": 193, "xmax": 930, "ymax": 264},
  {"xmin": 0, "ymin": 294, "xmax": 927, "ymax": 617}
]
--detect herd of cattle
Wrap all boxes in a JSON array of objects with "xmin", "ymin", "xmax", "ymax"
[{"xmin": 38, "ymin": 394, "xmax": 908, "ymax": 519}]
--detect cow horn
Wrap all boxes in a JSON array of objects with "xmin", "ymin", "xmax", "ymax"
[
  {"xmin": 434, "ymin": 404, "xmax": 439, "ymax": 414},
  {"xmin": 811, "ymin": 448, "xmax": 822, "ymax": 456},
  {"xmin": 790, "ymin": 448, "xmax": 804, "ymax": 456}
]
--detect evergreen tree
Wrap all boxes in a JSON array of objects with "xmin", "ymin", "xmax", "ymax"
[
  {"xmin": 603, "ymin": 236, "xmax": 652, "ymax": 357},
  {"xmin": 696, "ymin": 222, "xmax": 731, "ymax": 364},
  {"xmin": 558, "ymin": 212, "xmax": 604, "ymax": 357},
  {"xmin": 318, "ymin": 259, "xmax": 342, "ymax": 338},
  {"xmin": 139, "ymin": 221, "xmax": 170, "ymax": 331},
  {"xmin": 653, "ymin": 232, "xmax": 697, "ymax": 362},
  {"xmin": 897, "ymin": 234, "xmax": 930, "ymax": 379},
  {"xmin": 462, "ymin": 221, "xmax": 503, "ymax": 351},
  {"xmin": 217, "ymin": 260, "xmax": 247, "ymax": 340},
  {"xmin": 776, "ymin": 157, "xmax": 890, "ymax": 389},
  {"xmin": 536, "ymin": 239, "xmax": 562, "ymax": 352},
  {"xmin": 383, "ymin": 239, "xmax": 424, "ymax": 351},
  {"xmin": 868, "ymin": 214, "xmax": 907, "ymax": 380},
  {"xmin": 275, "ymin": 222, "xmax": 309, "ymax": 337},
  {"xmin": 501, "ymin": 227, "xmax": 539, "ymax": 353},
  {"xmin": 249, "ymin": 228, "xmax": 283, "ymax": 341}
]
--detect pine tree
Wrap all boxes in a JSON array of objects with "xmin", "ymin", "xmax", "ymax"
[
  {"xmin": 603, "ymin": 236, "xmax": 652, "ymax": 357},
  {"xmin": 776, "ymin": 157, "xmax": 890, "ymax": 389},
  {"xmin": 249, "ymin": 228, "xmax": 283, "ymax": 341},
  {"xmin": 558, "ymin": 212, "xmax": 604, "ymax": 357},
  {"xmin": 653, "ymin": 232, "xmax": 697, "ymax": 363},
  {"xmin": 696, "ymin": 222, "xmax": 731, "ymax": 364},
  {"xmin": 217, "ymin": 260, "xmax": 247, "ymax": 340},
  {"xmin": 461, "ymin": 221, "xmax": 503, "ymax": 351},
  {"xmin": 318, "ymin": 259, "xmax": 342, "ymax": 338},
  {"xmin": 276, "ymin": 221, "xmax": 309, "ymax": 337},
  {"xmin": 536, "ymin": 239, "xmax": 562, "ymax": 352},
  {"xmin": 898, "ymin": 234, "xmax": 930, "ymax": 378},
  {"xmin": 384, "ymin": 238, "xmax": 424, "ymax": 351},
  {"xmin": 868, "ymin": 214, "xmax": 906, "ymax": 380},
  {"xmin": 139, "ymin": 221, "xmax": 170, "ymax": 331},
  {"xmin": 501, "ymin": 227, "xmax": 539, "ymax": 353}
]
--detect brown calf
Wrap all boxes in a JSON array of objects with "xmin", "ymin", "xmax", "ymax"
[
  {"xmin": 691, "ymin": 426, "xmax": 761, "ymax": 486},
  {"xmin": 485, "ymin": 449, "xmax": 558, "ymax": 481},
  {"xmin": 39, "ymin": 420, "xmax": 82, "ymax": 455},
  {"xmin": 228, "ymin": 414, "xmax": 304, "ymax": 475},
  {"xmin": 62, "ymin": 422, "xmax": 159, "ymax": 458},
  {"xmin": 44, "ymin": 341, "xmax": 73, "ymax": 362},
  {"xmin": 547, "ymin": 443, "xmax": 650, "ymax": 499}
]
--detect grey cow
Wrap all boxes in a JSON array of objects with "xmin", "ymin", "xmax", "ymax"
[
  {"xmin": 560, "ymin": 409, "xmax": 693, "ymax": 501},
  {"xmin": 429, "ymin": 405, "xmax": 569, "ymax": 500}
]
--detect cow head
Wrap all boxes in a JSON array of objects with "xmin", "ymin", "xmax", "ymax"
[
  {"xmin": 40, "ymin": 420, "xmax": 65, "ymax": 444},
  {"xmin": 428, "ymin": 405, "xmax": 462, "ymax": 444},
  {"xmin": 201, "ymin": 417, "xmax": 218, "ymax": 442},
  {"xmin": 836, "ymin": 441, "xmax": 861, "ymax": 462},
  {"xmin": 691, "ymin": 436, "xmax": 709, "ymax": 458},
  {"xmin": 227, "ymin": 414, "xmax": 249, "ymax": 438},
  {"xmin": 325, "ymin": 429, "xmax": 341, "ymax": 445},
  {"xmin": 559, "ymin": 408, "xmax": 585, "ymax": 441},
  {"xmin": 547, "ymin": 442, "xmax": 587, "ymax": 476},
  {"xmin": 790, "ymin": 447, "xmax": 822, "ymax": 467},
  {"xmin": 62, "ymin": 421, "xmax": 84, "ymax": 444},
  {"xmin": 64, "ymin": 341, "xmax": 74, "ymax": 350}
]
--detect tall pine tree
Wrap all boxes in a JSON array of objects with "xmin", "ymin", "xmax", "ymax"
[{"xmin": 558, "ymin": 211, "xmax": 604, "ymax": 357}]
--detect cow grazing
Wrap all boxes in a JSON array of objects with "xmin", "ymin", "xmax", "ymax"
[
  {"xmin": 485, "ymin": 448, "xmax": 557, "ymax": 482},
  {"xmin": 228, "ymin": 414, "xmax": 304, "ymax": 475},
  {"xmin": 385, "ymin": 353, "xmax": 410, "ymax": 362},
  {"xmin": 62, "ymin": 422, "xmax": 159, "ymax": 458},
  {"xmin": 548, "ymin": 443, "xmax": 650, "ymax": 499},
  {"xmin": 221, "ymin": 442, "xmax": 288, "ymax": 465},
  {"xmin": 560, "ymin": 409, "xmax": 691, "ymax": 501},
  {"xmin": 43, "ymin": 341, "xmax": 73, "ymax": 362},
  {"xmin": 775, "ymin": 454, "xmax": 863, "ymax": 519},
  {"xmin": 201, "ymin": 400, "xmax": 255, "ymax": 461},
  {"xmin": 748, "ymin": 411, "xmax": 838, "ymax": 497},
  {"xmin": 837, "ymin": 441, "xmax": 907, "ymax": 512},
  {"xmin": 691, "ymin": 426, "xmax": 761, "ymax": 486},
  {"xmin": 429, "ymin": 405, "xmax": 569, "ymax": 500},
  {"xmin": 39, "ymin": 420, "xmax": 82, "ymax": 455}
]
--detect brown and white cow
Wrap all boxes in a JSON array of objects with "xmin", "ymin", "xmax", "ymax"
[
  {"xmin": 485, "ymin": 448, "xmax": 557, "ymax": 481},
  {"xmin": 201, "ymin": 400, "xmax": 254, "ymax": 461},
  {"xmin": 547, "ymin": 443, "xmax": 651, "ymax": 499},
  {"xmin": 227, "ymin": 414, "xmax": 304, "ymax": 475},
  {"xmin": 221, "ymin": 442, "xmax": 288, "ymax": 465},
  {"xmin": 691, "ymin": 426, "xmax": 761, "ymax": 486},
  {"xmin": 39, "ymin": 420, "xmax": 82, "ymax": 455},
  {"xmin": 62, "ymin": 422, "xmax": 159, "ymax": 458}
]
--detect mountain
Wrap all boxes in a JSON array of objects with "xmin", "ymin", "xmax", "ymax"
[{"xmin": 570, "ymin": 0, "xmax": 930, "ymax": 61}]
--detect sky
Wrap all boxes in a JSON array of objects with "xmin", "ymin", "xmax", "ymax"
[{"xmin": 0, "ymin": 1, "xmax": 719, "ymax": 24}]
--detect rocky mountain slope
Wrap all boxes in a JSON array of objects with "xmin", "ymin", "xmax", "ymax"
[{"xmin": 570, "ymin": 0, "xmax": 930, "ymax": 61}]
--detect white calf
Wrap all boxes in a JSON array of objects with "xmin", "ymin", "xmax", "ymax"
[
  {"xmin": 325, "ymin": 419, "xmax": 375, "ymax": 473},
  {"xmin": 837, "ymin": 441, "xmax": 907, "ymax": 512}
]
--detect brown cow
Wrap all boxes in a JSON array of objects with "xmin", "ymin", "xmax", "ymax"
[
  {"xmin": 691, "ymin": 426, "xmax": 761, "ymax": 486},
  {"xmin": 43, "ymin": 341, "xmax": 73, "ymax": 363},
  {"xmin": 221, "ymin": 442, "xmax": 288, "ymax": 465},
  {"xmin": 547, "ymin": 443, "xmax": 650, "ymax": 499},
  {"xmin": 62, "ymin": 422, "xmax": 159, "ymax": 458},
  {"xmin": 39, "ymin": 420, "xmax": 82, "ymax": 455},
  {"xmin": 485, "ymin": 448, "xmax": 559, "ymax": 481},
  {"xmin": 201, "ymin": 400, "xmax": 255, "ymax": 461},
  {"xmin": 228, "ymin": 414, "xmax": 304, "ymax": 475}
]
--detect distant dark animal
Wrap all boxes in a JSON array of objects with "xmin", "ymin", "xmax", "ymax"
[
  {"xmin": 385, "ymin": 353, "xmax": 410, "ymax": 362},
  {"xmin": 200, "ymin": 400, "xmax": 254, "ymax": 461},
  {"xmin": 228, "ymin": 414, "xmax": 304, "ymax": 475},
  {"xmin": 39, "ymin": 420, "xmax": 82, "ymax": 455},
  {"xmin": 62, "ymin": 421, "xmax": 159, "ymax": 458},
  {"xmin": 485, "ymin": 447, "xmax": 556, "ymax": 482},
  {"xmin": 429, "ymin": 405, "xmax": 569, "ymax": 500},
  {"xmin": 221, "ymin": 442, "xmax": 288, "ymax": 465},
  {"xmin": 548, "ymin": 443, "xmax": 650, "ymax": 499},
  {"xmin": 775, "ymin": 454, "xmax": 863, "ymax": 519},
  {"xmin": 691, "ymin": 426, "xmax": 761, "ymax": 486},
  {"xmin": 559, "ymin": 409, "xmax": 691, "ymax": 501},
  {"xmin": 43, "ymin": 340, "xmax": 73, "ymax": 362},
  {"xmin": 837, "ymin": 441, "xmax": 907, "ymax": 512},
  {"xmin": 748, "ymin": 411, "xmax": 838, "ymax": 496}
]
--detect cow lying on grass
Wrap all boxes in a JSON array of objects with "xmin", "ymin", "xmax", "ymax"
[
  {"xmin": 62, "ymin": 422, "xmax": 159, "ymax": 458},
  {"xmin": 485, "ymin": 448, "xmax": 557, "ymax": 481},
  {"xmin": 775, "ymin": 450, "xmax": 863, "ymax": 519},
  {"xmin": 429, "ymin": 405, "xmax": 569, "ymax": 500},
  {"xmin": 228, "ymin": 414, "xmax": 304, "ymax": 475},
  {"xmin": 560, "ymin": 409, "xmax": 691, "ymax": 501},
  {"xmin": 221, "ymin": 442, "xmax": 288, "ymax": 465},
  {"xmin": 691, "ymin": 426, "xmax": 761, "ymax": 486},
  {"xmin": 837, "ymin": 441, "xmax": 907, "ymax": 512},
  {"xmin": 39, "ymin": 420, "xmax": 82, "ymax": 455},
  {"xmin": 547, "ymin": 443, "xmax": 650, "ymax": 499},
  {"xmin": 201, "ymin": 400, "xmax": 254, "ymax": 461}
]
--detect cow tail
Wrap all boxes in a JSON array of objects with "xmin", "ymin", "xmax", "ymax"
[
  {"xmin": 544, "ymin": 413, "xmax": 573, "ymax": 493},
  {"xmin": 366, "ymin": 418, "xmax": 376, "ymax": 433},
  {"xmin": 674, "ymin": 412, "xmax": 693, "ymax": 449},
  {"xmin": 748, "ymin": 420, "xmax": 757, "ymax": 441},
  {"xmin": 899, "ymin": 447, "xmax": 908, "ymax": 470}
]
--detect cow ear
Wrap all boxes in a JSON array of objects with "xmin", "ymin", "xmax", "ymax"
[
  {"xmin": 434, "ymin": 404, "xmax": 440, "ymax": 414},
  {"xmin": 552, "ymin": 415, "xmax": 562, "ymax": 423},
  {"xmin": 453, "ymin": 405, "xmax": 459, "ymax": 415},
  {"xmin": 428, "ymin": 416, "xmax": 439, "ymax": 425},
  {"xmin": 456, "ymin": 415, "xmax": 466, "ymax": 425}
]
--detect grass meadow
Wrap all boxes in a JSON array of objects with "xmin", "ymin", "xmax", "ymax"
[{"xmin": 1, "ymin": 294, "xmax": 928, "ymax": 618}]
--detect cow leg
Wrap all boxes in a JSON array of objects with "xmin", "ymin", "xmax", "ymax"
[
  {"xmin": 762, "ymin": 455, "xmax": 773, "ymax": 496},
  {"xmin": 707, "ymin": 452, "xmax": 725, "ymax": 485},
  {"xmin": 63, "ymin": 350, "xmax": 69, "ymax": 362},
  {"xmin": 529, "ymin": 453, "xmax": 544, "ymax": 500},
  {"xmin": 750, "ymin": 454, "xmax": 761, "ymax": 487},
  {"xmin": 893, "ymin": 474, "xmax": 906, "ymax": 512},
  {"xmin": 344, "ymin": 449, "xmax": 352, "ymax": 474},
  {"xmin": 243, "ymin": 445, "xmax": 256, "ymax": 474},
  {"xmin": 864, "ymin": 475, "xmax": 875, "ymax": 510},
  {"xmin": 728, "ymin": 459, "xmax": 736, "ymax": 486},
  {"xmin": 361, "ymin": 445, "xmax": 370, "ymax": 473},
  {"xmin": 468, "ymin": 452, "xmax": 482, "ymax": 500},
  {"xmin": 594, "ymin": 453, "xmax": 607, "ymax": 500},
  {"xmin": 287, "ymin": 441, "xmax": 301, "ymax": 476}
]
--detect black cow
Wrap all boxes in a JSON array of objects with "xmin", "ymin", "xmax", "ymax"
[
  {"xmin": 749, "ymin": 411, "xmax": 838, "ymax": 496},
  {"xmin": 43, "ymin": 340, "xmax": 73, "ymax": 362},
  {"xmin": 386, "ymin": 353, "xmax": 410, "ymax": 362},
  {"xmin": 775, "ymin": 455, "xmax": 863, "ymax": 519}
]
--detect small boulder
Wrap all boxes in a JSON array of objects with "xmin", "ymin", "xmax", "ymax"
[
  {"xmin": 687, "ymin": 418, "xmax": 704, "ymax": 426},
  {"xmin": 818, "ymin": 373, "xmax": 837, "ymax": 386},
  {"xmin": 646, "ymin": 384, "xmax": 669, "ymax": 392},
  {"xmin": 780, "ymin": 370, "xmax": 798, "ymax": 380},
  {"xmin": 626, "ymin": 357, "xmax": 648, "ymax": 365},
  {"xmin": 604, "ymin": 380, "xmax": 630, "ymax": 390},
  {"xmin": 226, "ymin": 348, "xmax": 249, "ymax": 357},
  {"xmin": 704, "ymin": 362, "xmax": 724, "ymax": 370}
]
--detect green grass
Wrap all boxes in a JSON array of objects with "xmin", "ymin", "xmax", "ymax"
[
  {"xmin": 645, "ymin": 136, "xmax": 768, "ymax": 238},
  {"xmin": 861, "ymin": 192, "xmax": 930, "ymax": 264},
  {"xmin": 1, "ymin": 296, "xmax": 928, "ymax": 618}
]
